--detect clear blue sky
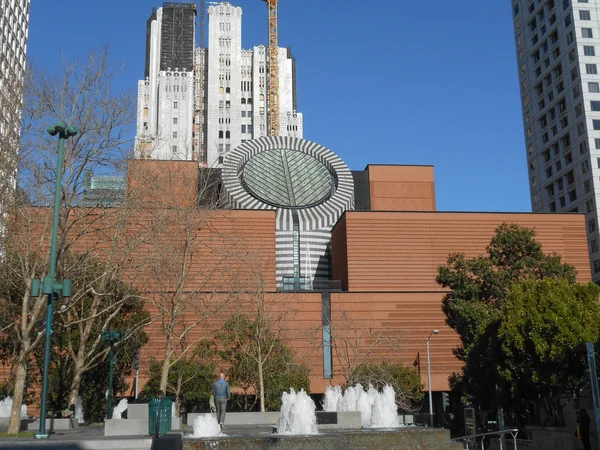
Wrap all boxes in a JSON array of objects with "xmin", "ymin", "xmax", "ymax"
[{"xmin": 28, "ymin": 1, "xmax": 528, "ymax": 213}]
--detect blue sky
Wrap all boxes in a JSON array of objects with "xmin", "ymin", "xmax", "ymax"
[{"xmin": 28, "ymin": 1, "xmax": 528, "ymax": 212}]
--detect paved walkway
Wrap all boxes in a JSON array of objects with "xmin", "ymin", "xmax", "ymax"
[{"xmin": 0, "ymin": 426, "xmax": 152, "ymax": 449}]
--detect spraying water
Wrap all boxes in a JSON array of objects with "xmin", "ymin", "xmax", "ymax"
[
  {"xmin": 277, "ymin": 388, "xmax": 318, "ymax": 435},
  {"xmin": 190, "ymin": 414, "xmax": 223, "ymax": 437},
  {"xmin": 75, "ymin": 396, "xmax": 84, "ymax": 424},
  {"xmin": 112, "ymin": 399, "xmax": 128, "ymax": 419},
  {"xmin": 370, "ymin": 385, "xmax": 400, "ymax": 428},
  {"xmin": 322, "ymin": 384, "xmax": 400, "ymax": 428},
  {"xmin": 0, "ymin": 397, "xmax": 28, "ymax": 418}
]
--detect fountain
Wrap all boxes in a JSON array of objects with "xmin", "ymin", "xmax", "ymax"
[
  {"xmin": 323, "ymin": 384, "xmax": 400, "ymax": 428},
  {"xmin": 277, "ymin": 388, "xmax": 318, "ymax": 435},
  {"xmin": 190, "ymin": 414, "xmax": 222, "ymax": 437},
  {"xmin": 112, "ymin": 399, "xmax": 128, "ymax": 419},
  {"xmin": 370, "ymin": 385, "xmax": 400, "ymax": 428},
  {"xmin": 0, "ymin": 397, "xmax": 28, "ymax": 418},
  {"xmin": 74, "ymin": 396, "xmax": 84, "ymax": 424}
]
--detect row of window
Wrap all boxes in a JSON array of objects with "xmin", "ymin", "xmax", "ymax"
[{"xmin": 217, "ymin": 126, "xmax": 254, "ymax": 138}]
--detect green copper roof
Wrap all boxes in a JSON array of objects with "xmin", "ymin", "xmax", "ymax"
[{"xmin": 241, "ymin": 149, "xmax": 334, "ymax": 208}]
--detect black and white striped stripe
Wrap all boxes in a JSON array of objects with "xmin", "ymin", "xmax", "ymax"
[{"xmin": 222, "ymin": 137, "xmax": 354, "ymax": 286}]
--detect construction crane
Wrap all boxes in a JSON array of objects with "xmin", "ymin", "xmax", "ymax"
[{"xmin": 262, "ymin": 0, "xmax": 279, "ymax": 137}]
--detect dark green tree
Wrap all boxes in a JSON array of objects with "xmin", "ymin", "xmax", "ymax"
[
  {"xmin": 215, "ymin": 313, "xmax": 310, "ymax": 412},
  {"xmin": 436, "ymin": 223, "xmax": 577, "ymax": 417},
  {"xmin": 498, "ymin": 279, "xmax": 600, "ymax": 425}
]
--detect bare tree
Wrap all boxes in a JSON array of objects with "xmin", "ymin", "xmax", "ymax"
[
  {"xmin": 0, "ymin": 47, "xmax": 137, "ymax": 434},
  {"xmin": 130, "ymin": 162, "xmax": 240, "ymax": 395},
  {"xmin": 217, "ymin": 249, "xmax": 302, "ymax": 412}
]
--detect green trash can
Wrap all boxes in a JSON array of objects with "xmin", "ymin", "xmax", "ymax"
[{"xmin": 148, "ymin": 397, "xmax": 173, "ymax": 436}]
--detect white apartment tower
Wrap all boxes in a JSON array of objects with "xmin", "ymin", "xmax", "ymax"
[
  {"xmin": 135, "ymin": 3, "xmax": 197, "ymax": 161},
  {"xmin": 0, "ymin": 0, "xmax": 30, "ymax": 234},
  {"xmin": 512, "ymin": 0, "xmax": 600, "ymax": 281},
  {"xmin": 136, "ymin": 1, "xmax": 303, "ymax": 167},
  {"xmin": 0, "ymin": 0, "xmax": 30, "ymax": 149},
  {"xmin": 204, "ymin": 2, "xmax": 303, "ymax": 167}
]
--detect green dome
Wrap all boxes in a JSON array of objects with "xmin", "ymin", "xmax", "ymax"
[{"xmin": 242, "ymin": 149, "xmax": 334, "ymax": 208}]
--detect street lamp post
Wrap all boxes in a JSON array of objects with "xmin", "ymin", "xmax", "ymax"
[
  {"xmin": 426, "ymin": 329, "xmax": 439, "ymax": 428},
  {"xmin": 102, "ymin": 330, "xmax": 125, "ymax": 420},
  {"xmin": 31, "ymin": 123, "xmax": 78, "ymax": 439}
]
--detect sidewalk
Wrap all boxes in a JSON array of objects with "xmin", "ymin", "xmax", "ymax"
[{"xmin": 0, "ymin": 426, "xmax": 152, "ymax": 450}]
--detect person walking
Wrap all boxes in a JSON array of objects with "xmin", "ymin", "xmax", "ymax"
[
  {"xmin": 212, "ymin": 372, "xmax": 230, "ymax": 428},
  {"xmin": 578, "ymin": 408, "xmax": 591, "ymax": 450}
]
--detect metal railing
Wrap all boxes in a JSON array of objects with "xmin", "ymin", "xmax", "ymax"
[
  {"xmin": 511, "ymin": 435, "xmax": 577, "ymax": 450},
  {"xmin": 453, "ymin": 428, "xmax": 519, "ymax": 450}
]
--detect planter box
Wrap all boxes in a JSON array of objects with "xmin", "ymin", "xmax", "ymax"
[
  {"xmin": 27, "ymin": 417, "xmax": 77, "ymax": 431},
  {"xmin": 128, "ymin": 403, "xmax": 149, "ymax": 420}
]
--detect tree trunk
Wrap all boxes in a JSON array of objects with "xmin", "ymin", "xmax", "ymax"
[
  {"xmin": 8, "ymin": 358, "xmax": 27, "ymax": 434},
  {"xmin": 68, "ymin": 363, "xmax": 84, "ymax": 411},
  {"xmin": 159, "ymin": 354, "xmax": 171, "ymax": 395},
  {"xmin": 258, "ymin": 357, "xmax": 265, "ymax": 413}
]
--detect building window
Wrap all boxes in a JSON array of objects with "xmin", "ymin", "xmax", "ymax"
[
  {"xmin": 580, "ymin": 140, "xmax": 588, "ymax": 154},
  {"xmin": 583, "ymin": 28, "xmax": 594, "ymax": 38},
  {"xmin": 566, "ymin": 152, "xmax": 573, "ymax": 164},
  {"xmin": 173, "ymin": 132, "xmax": 177, "ymax": 138},
  {"xmin": 587, "ymin": 198, "xmax": 595, "ymax": 212},
  {"xmin": 585, "ymin": 179, "xmax": 591, "ymax": 194},
  {"xmin": 173, "ymin": 101, "xmax": 178, "ymax": 109},
  {"xmin": 241, "ymin": 111, "xmax": 246, "ymax": 117},
  {"xmin": 580, "ymin": 10, "xmax": 591, "ymax": 20},
  {"xmin": 172, "ymin": 145, "xmax": 178, "ymax": 153},
  {"xmin": 585, "ymin": 46, "xmax": 596, "ymax": 56},
  {"xmin": 592, "ymin": 239, "xmax": 599, "ymax": 253},
  {"xmin": 226, "ymin": 131, "xmax": 231, "ymax": 139},
  {"xmin": 569, "ymin": 189, "xmax": 578, "ymax": 201},
  {"xmin": 173, "ymin": 117, "xmax": 178, "ymax": 124},
  {"xmin": 550, "ymin": 201, "xmax": 557, "ymax": 212},
  {"xmin": 219, "ymin": 130, "xmax": 224, "ymax": 139},
  {"xmin": 592, "ymin": 101, "xmax": 600, "ymax": 112},
  {"xmin": 590, "ymin": 82, "xmax": 600, "ymax": 92},
  {"xmin": 546, "ymin": 166, "xmax": 553, "ymax": 178},
  {"xmin": 586, "ymin": 64, "xmax": 598, "ymax": 74},
  {"xmin": 241, "ymin": 98, "xmax": 246, "ymax": 104},
  {"xmin": 589, "ymin": 219, "xmax": 596, "ymax": 233},
  {"xmin": 583, "ymin": 160, "xmax": 591, "ymax": 173},
  {"xmin": 594, "ymin": 120, "xmax": 600, "ymax": 130},
  {"xmin": 594, "ymin": 260, "xmax": 600, "ymax": 274},
  {"xmin": 241, "ymin": 125, "xmax": 247, "ymax": 133},
  {"xmin": 567, "ymin": 170, "xmax": 576, "ymax": 184},
  {"xmin": 226, "ymin": 87, "xmax": 231, "ymax": 94},
  {"xmin": 560, "ymin": 196, "xmax": 566, "ymax": 207}
]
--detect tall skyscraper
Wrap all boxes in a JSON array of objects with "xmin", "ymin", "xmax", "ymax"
[
  {"xmin": 135, "ymin": 2, "xmax": 197, "ymax": 161},
  {"xmin": 512, "ymin": 0, "xmax": 600, "ymax": 281},
  {"xmin": 0, "ymin": 0, "xmax": 31, "ymax": 231},
  {"xmin": 135, "ymin": 1, "xmax": 303, "ymax": 167}
]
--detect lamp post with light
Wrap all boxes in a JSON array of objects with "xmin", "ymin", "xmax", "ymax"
[
  {"xmin": 31, "ymin": 122, "xmax": 78, "ymax": 439},
  {"xmin": 426, "ymin": 329, "xmax": 439, "ymax": 427}
]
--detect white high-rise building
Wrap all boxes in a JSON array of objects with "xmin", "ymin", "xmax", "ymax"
[
  {"xmin": 512, "ymin": 0, "xmax": 600, "ymax": 281},
  {"xmin": 0, "ymin": 0, "xmax": 30, "ymax": 236},
  {"xmin": 135, "ymin": 3, "xmax": 197, "ymax": 161},
  {"xmin": 205, "ymin": 2, "xmax": 303, "ymax": 167},
  {"xmin": 136, "ymin": 1, "xmax": 303, "ymax": 167}
]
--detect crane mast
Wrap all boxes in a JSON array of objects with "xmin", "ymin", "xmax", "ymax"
[{"xmin": 263, "ymin": 0, "xmax": 279, "ymax": 137}]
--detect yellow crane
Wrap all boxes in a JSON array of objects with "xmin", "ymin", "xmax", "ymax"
[{"xmin": 262, "ymin": 0, "xmax": 279, "ymax": 136}]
